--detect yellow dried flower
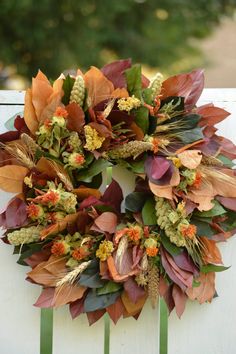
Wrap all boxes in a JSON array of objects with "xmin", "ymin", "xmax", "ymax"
[
  {"xmin": 84, "ymin": 125, "xmax": 105, "ymax": 151},
  {"xmin": 24, "ymin": 175, "xmax": 33, "ymax": 188},
  {"xmin": 96, "ymin": 240, "xmax": 114, "ymax": 261},
  {"xmin": 117, "ymin": 95, "xmax": 141, "ymax": 112},
  {"xmin": 167, "ymin": 156, "xmax": 182, "ymax": 168}
]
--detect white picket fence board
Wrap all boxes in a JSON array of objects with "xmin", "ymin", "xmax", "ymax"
[{"xmin": 0, "ymin": 89, "xmax": 236, "ymax": 354}]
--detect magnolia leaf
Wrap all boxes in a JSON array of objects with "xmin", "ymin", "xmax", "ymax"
[
  {"xmin": 34, "ymin": 287, "xmax": 55, "ymax": 308},
  {"xmin": 125, "ymin": 192, "xmax": 147, "ymax": 212},
  {"xmin": 54, "ymin": 284, "xmax": 86, "ymax": 307},
  {"xmin": 186, "ymin": 272, "xmax": 215, "ymax": 304},
  {"xmin": 94, "ymin": 212, "xmax": 117, "ymax": 234},
  {"xmin": 197, "ymin": 105, "xmax": 230, "ymax": 127},
  {"xmin": 125, "ymin": 64, "xmax": 142, "ymax": 99},
  {"xmin": 87, "ymin": 309, "xmax": 106, "ymax": 325},
  {"xmin": 77, "ymin": 159, "xmax": 112, "ymax": 183},
  {"xmin": 69, "ymin": 298, "xmax": 85, "ymax": 319},
  {"xmin": 24, "ymin": 88, "xmax": 39, "ymax": 134},
  {"xmin": 106, "ymin": 297, "xmax": 125, "ymax": 324},
  {"xmin": 177, "ymin": 150, "xmax": 202, "ymax": 169},
  {"xmin": 66, "ymin": 102, "xmax": 85, "ymax": 132},
  {"xmin": 121, "ymin": 291, "xmax": 147, "ymax": 316},
  {"xmin": 200, "ymin": 264, "xmax": 230, "ymax": 273},
  {"xmin": 178, "ymin": 128, "xmax": 204, "ymax": 144},
  {"xmin": 62, "ymin": 75, "xmax": 75, "ymax": 105},
  {"xmin": 142, "ymin": 197, "xmax": 157, "ymax": 225},
  {"xmin": 0, "ymin": 165, "xmax": 28, "ymax": 193},
  {"xmin": 172, "ymin": 284, "xmax": 187, "ymax": 318}
]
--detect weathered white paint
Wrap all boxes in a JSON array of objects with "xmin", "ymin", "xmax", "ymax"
[{"xmin": 0, "ymin": 89, "xmax": 236, "ymax": 354}]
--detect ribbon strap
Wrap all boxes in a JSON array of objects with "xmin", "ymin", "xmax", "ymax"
[
  {"xmin": 40, "ymin": 308, "xmax": 53, "ymax": 354},
  {"xmin": 159, "ymin": 298, "xmax": 168, "ymax": 354},
  {"xmin": 104, "ymin": 313, "xmax": 110, "ymax": 354}
]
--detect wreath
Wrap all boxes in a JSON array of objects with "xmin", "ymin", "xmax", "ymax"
[{"xmin": 1, "ymin": 59, "xmax": 236, "ymax": 327}]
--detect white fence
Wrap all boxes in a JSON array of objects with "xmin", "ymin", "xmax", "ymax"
[{"xmin": 0, "ymin": 89, "xmax": 236, "ymax": 354}]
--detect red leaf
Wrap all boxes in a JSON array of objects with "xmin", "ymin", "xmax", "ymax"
[
  {"xmin": 101, "ymin": 59, "xmax": 132, "ymax": 88},
  {"xmin": 0, "ymin": 197, "xmax": 27, "ymax": 229},
  {"xmin": 106, "ymin": 297, "xmax": 125, "ymax": 324},
  {"xmin": 87, "ymin": 309, "xmax": 105, "ymax": 326},
  {"xmin": 172, "ymin": 285, "xmax": 187, "ymax": 318},
  {"xmin": 66, "ymin": 102, "xmax": 85, "ymax": 132},
  {"xmin": 34, "ymin": 287, "xmax": 55, "ymax": 308},
  {"xmin": 25, "ymin": 248, "xmax": 51, "ymax": 268},
  {"xmin": 69, "ymin": 297, "xmax": 85, "ymax": 319},
  {"xmin": 216, "ymin": 196, "xmax": 236, "ymax": 212},
  {"xmin": 132, "ymin": 246, "xmax": 143, "ymax": 269},
  {"xmin": 101, "ymin": 179, "xmax": 123, "ymax": 213},
  {"xmin": 197, "ymin": 105, "xmax": 230, "ymax": 127},
  {"xmin": 161, "ymin": 69, "xmax": 204, "ymax": 110}
]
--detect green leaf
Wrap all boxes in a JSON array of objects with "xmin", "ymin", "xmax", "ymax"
[
  {"xmin": 178, "ymin": 127, "xmax": 203, "ymax": 144},
  {"xmin": 142, "ymin": 88, "xmax": 153, "ymax": 105},
  {"xmin": 142, "ymin": 197, "xmax": 157, "ymax": 225},
  {"xmin": 76, "ymin": 159, "xmax": 112, "ymax": 183},
  {"xmin": 84, "ymin": 289, "xmax": 121, "ymax": 312},
  {"xmin": 201, "ymin": 264, "xmax": 230, "ymax": 273},
  {"xmin": 125, "ymin": 192, "xmax": 147, "ymax": 212},
  {"xmin": 160, "ymin": 96, "xmax": 185, "ymax": 112},
  {"xmin": 195, "ymin": 200, "xmax": 226, "ymax": 218},
  {"xmin": 127, "ymin": 158, "xmax": 145, "ymax": 174},
  {"xmin": 17, "ymin": 242, "xmax": 44, "ymax": 266},
  {"xmin": 192, "ymin": 279, "xmax": 201, "ymax": 288},
  {"xmin": 134, "ymin": 106, "xmax": 149, "ymax": 133},
  {"xmin": 161, "ymin": 231, "xmax": 183, "ymax": 256},
  {"xmin": 193, "ymin": 218, "xmax": 214, "ymax": 237},
  {"xmin": 125, "ymin": 64, "xmax": 142, "ymax": 99},
  {"xmin": 62, "ymin": 75, "xmax": 75, "ymax": 105},
  {"xmin": 218, "ymin": 154, "xmax": 235, "ymax": 168},
  {"xmin": 97, "ymin": 281, "xmax": 122, "ymax": 295}
]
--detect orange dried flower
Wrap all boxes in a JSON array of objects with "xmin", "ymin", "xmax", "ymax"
[
  {"xmin": 51, "ymin": 241, "xmax": 68, "ymax": 256},
  {"xmin": 43, "ymin": 118, "xmax": 52, "ymax": 128},
  {"xmin": 152, "ymin": 138, "xmax": 159, "ymax": 154},
  {"xmin": 126, "ymin": 226, "xmax": 142, "ymax": 242},
  {"xmin": 41, "ymin": 190, "xmax": 60, "ymax": 205},
  {"xmin": 72, "ymin": 247, "xmax": 90, "ymax": 261},
  {"xmin": 192, "ymin": 171, "xmax": 202, "ymax": 189},
  {"xmin": 54, "ymin": 106, "xmax": 68, "ymax": 118},
  {"xmin": 26, "ymin": 203, "xmax": 44, "ymax": 220},
  {"xmin": 146, "ymin": 247, "xmax": 159, "ymax": 257},
  {"xmin": 180, "ymin": 224, "xmax": 197, "ymax": 239}
]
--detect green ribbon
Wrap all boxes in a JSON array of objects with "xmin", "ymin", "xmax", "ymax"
[
  {"xmin": 104, "ymin": 313, "xmax": 110, "ymax": 354},
  {"xmin": 40, "ymin": 308, "xmax": 53, "ymax": 354},
  {"xmin": 159, "ymin": 298, "xmax": 168, "ymax": 354}
]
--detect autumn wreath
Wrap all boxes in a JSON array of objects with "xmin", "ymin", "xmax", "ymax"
[{"xmin": 1, "ymin": 59, "xmax": 236, "ymax": 325}]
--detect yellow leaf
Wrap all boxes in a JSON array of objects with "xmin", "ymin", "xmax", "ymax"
[{"xmin": 0, "ymin": 165, "xmax": 29, "ymax": 193}]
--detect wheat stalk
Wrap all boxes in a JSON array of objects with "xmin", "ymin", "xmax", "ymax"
[{"xmin": 56, "ymin": 260, "xmax": 91, "ymax": 287}]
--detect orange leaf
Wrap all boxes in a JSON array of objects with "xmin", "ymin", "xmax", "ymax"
[
  {"xmin": 32, "ymin": 70, "xmax": 54, "ymax": 120},
  {"xmin": 24, "ymin": 88, "xmax": 39, "ymax": 134},
  {"xmin": 73, "ymin": 187, "xmax": 101, "ymax": 201},
  {"xmin": 66, "ymin": 102, "xmax": 85, "ymax": 132},
  {"xmin": 40, "ymin": 213, "xmax": 79, "ymax": 239},
  {"xmin": 197, "ymin": 105, "xmax": 230, "ymax": 127},
  {"xmin": 0, "ymin": 165, "xmax": 28, "ymax": 193},
  {"xmin": 84, "ymin": 66, "xmax": 114, "ymax": 107},
  {"xmin": 36, "ymin": 157, "xmax": 58, "ymax": 178},
  {"xmin": 111, "ymin": 88, "xmax": 129, "ymax": 98},
  {"xmin": 200, "ymin": 237, "xmax": 222, "ymax": 264},
  {"xmin": 186, "ymin": 272, "xmax": 215, "ymax": 304},
  {"xmin": 177, "ymin": 150, "xmax": 202, "ymax": 169},
  {"xmin": 121, "ymin": 290, "xmax": 147, "ymax": 316},
  {"xmin": 107, "ymin": 256, "xmax": 129, "ymax": 282}
]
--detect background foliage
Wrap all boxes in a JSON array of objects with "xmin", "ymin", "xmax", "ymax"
[{"xmin": 0, "ymin": 0, "xmax": 235, "ymax": 83}]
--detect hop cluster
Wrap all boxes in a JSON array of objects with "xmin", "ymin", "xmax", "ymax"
[
  {"xmin": 109, "ymin": 141, "xmax": 153, "ymax": 160},
  {"xmin": 147, "ymin": 264, "xmax": 159, "ymax": 309},
  {"xmin": 155, "ymin": 197, "xmax": 186, "ymax": 247},
  {"xmin": 7, "ymin": 226, "xmax": 43, "ymax": 246},
  {"xmin": 149, "ymin": 73, "xmax": 163, "ymax": 100},
  {"xmin": 69, "ymin": 75, "xmax": 85, "ymax": 107}
]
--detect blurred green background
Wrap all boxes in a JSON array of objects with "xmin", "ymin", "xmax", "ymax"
[{"xmin": 0, "ymin": 0, "xmax": 235, "ymax": 89}]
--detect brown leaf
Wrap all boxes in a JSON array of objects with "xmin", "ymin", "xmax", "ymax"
[
  {"xmin": 66, "ymin": 102, "xmax": 85, "ymax": 132},
  {"xmin": 84, "ymin": 66, "xmax": 114, "ymax": 107},
  {"xmin": 197, "ymin": 105, "xmax": 230, "ymax": 127},
  {"xmin": 0, "ymin": 165, "xmax": 28, "ymax": 193},
  {"xmin": 200, "ymin": 237, "xmax": 222, "ymax": 264},
  {"xmin": 40, "ymin": 213, "xmax": 79, "ymax": 239},
  {"xmin": 172, "ymin": 285, "xmax": 187, "ymax": 318},
  {"xmin": 111, "ymin": 88, "xmax": 129, "ymax": 98},
  {"xmin": 87, "ymin": 309, "xmax": 106, "ymax": 326},
  {"xmin": 106, "ymin": 297, "xmax": 125, "ymax": 324},
  {"xmin": 53, "ymin": 284, "xmax": 86, "ymax": 307},
  {"xmin": 24, "ymin": 89, "xmax": 39, "ymax": 134},
  {"xmin": 73, "ymin": 187, "xmax": 101, "ymax": 201},
  {"xmin": 94, "ymin": 212, "xmax": 117, "ymax": 234},
  {"xmin": 129, "ymin": 122, "xmax": 144, "ymax": 141},
  {"xmin": 121, "ymin": 290, "xmax": 147, "ymax": 316},
  {"xmin": 178, "ymin": 150, "xmax": 202, "ymax": 169},
  {"xmin": 36, "ymin": 157, "xmax": 58, "ymax": 178},
  {"xmin": 89, "ymin": 122, "xmax": 112, "ymax": 138},
  {"xmin": 186, "ymin": 272, "xmax": 215, "ymax": 304},
  {"xmin": 34, "ymin": 287, "xmax": 55, "ymax": 308}
]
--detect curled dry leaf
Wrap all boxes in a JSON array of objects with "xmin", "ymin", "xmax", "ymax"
[
  {"xmin": 177, "ymin": 150, "xmax": 202, "ymax": 169},
  {"xmin": 200, "ymin": 237, "xmax": 222, "ymax": 265},
  {"xmin": 148, "ymin": 166, "xmax": 180, "ymax": 200},
  {"xmin": 186, "ymin": 272, "xmax": 215, "ymax": 304},
  {"xmin": 0, "ymin": 165, "xmax": 29, "ymax": 193}
]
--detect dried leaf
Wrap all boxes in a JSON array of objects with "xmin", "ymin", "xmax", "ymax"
[
  {"xmin": 197, "ymin": 105, "xmax": 230, "ymax": 127},
  {"xmin": 36, "ymin": 157, "xmax": 58, "ymax": 178},
  {"xmin": 177, "ymin": 150, "xmax": 202, "ymax": 169},
  {"xmin": 107, "ymin": 255, "xmax": 138, "ymax": 282},
  {"xmin": 124, "ymin": 277, "xmax": 146, "ymax": 304},
  {"xmin": 0, "ymin": 165, "xmax": 28, "ymax": 192},
  {"xmin": 34, "ymin": 287, "xmax": 55, "ymax": 308},
  {"xmin": 84, "ymin": 66, "xmax": 114, "ymax": 107},
  {"xmin": 172, "ymin": 284, "xmax": 187, "ymax": 318},
  {"xmin": 24, "ymin": 88, "xmax": 39, "ymax": 134},
  {"xmin": 32, "ymin": 70, "xmax": 54, "ymax": 119},
  {"xmin": 87, "ymin": 309, "xmax": 106, "ymax": 326},
  {"xmin": 66, "ymin": 102, "xmax": 85, "ymax": 132},
  {"xmin": 186, "ymin": 272, "xmax": 215, "ymax": 304},
  {"xmin": 69, "ymin": 297, "xmax": 85, "ymax": 319},
  {"xmin": 73, "ymin": 187, "xmax": 101, "ymax": 201},
  {"xmin": 53, "ymin": 284, "xmax": 86, "ymax": 307},
  {"xmin": 94, "ymin": 212, "xmax": 117, "ymax": 234},
  {"xmin": 40, "ymin": 213, "xmax": 79, "ymax": 239},
  {"xmin": 121, "ymin": 290, "xmax": 147, "ymax": 316},
  {"xmin": 106, "ymin": 297, "xmax": 125, "ymax": 324},
  {"xmin": 111, "ymin": 88, "xmax": 129, "ymax": 98},
  {"xmin": 101, "ymin": 58, "xmax": 132, "ymax": 88},
  {"xmin": 200, "ymin": 237, "xmax": 222, "ymax": 264}
]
